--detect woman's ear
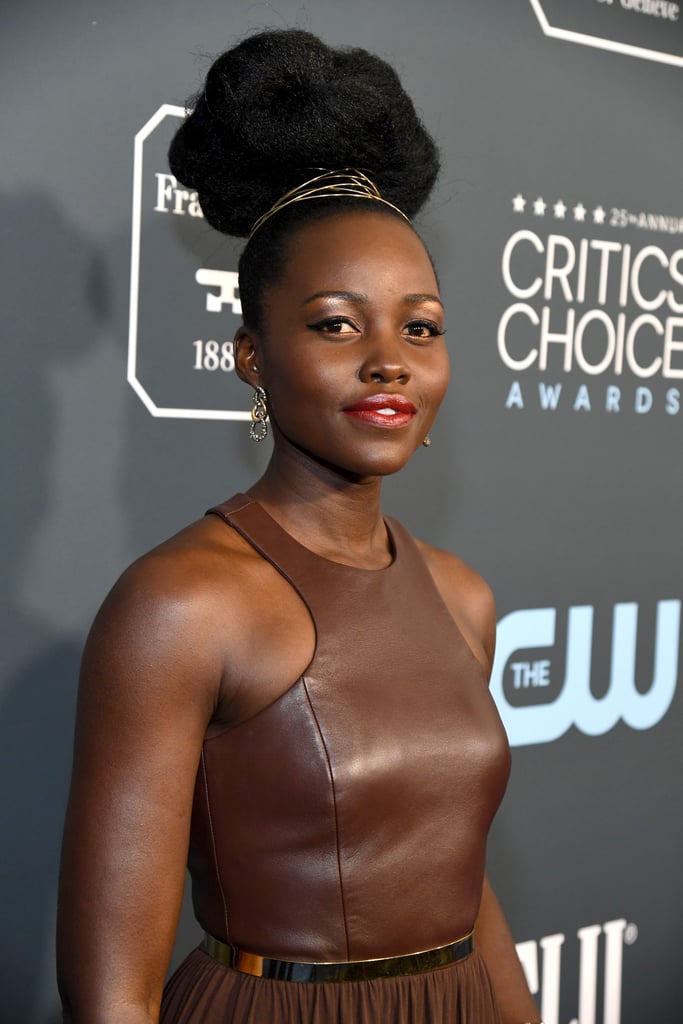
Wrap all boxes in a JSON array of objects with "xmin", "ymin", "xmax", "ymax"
[{"xmin": 234, "ymin": 327, "xmax": 263, "ymax": 387}]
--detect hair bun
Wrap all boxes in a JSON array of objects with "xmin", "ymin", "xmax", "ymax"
[{"xmin": 169, "ymin": 29, "xmax": 439, "ymax": 237}]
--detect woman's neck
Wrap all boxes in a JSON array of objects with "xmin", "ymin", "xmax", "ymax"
[{"xmin": 246, "ymin": 449, "xmax": 391, "ymax": 570}]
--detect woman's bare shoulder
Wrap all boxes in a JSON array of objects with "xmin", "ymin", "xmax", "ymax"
[
  {"xmin": 83, "ymin": 511, "xmax": 315, "ymax": 727},
  {"xmin": 413, "ymin": 537, "xmax": 497, "ymax": 677},
  {"xmin": 103, "ymin": 513, "xmax": 263, "ymax": 617},
  {"xmin": 82, "ymin": 515, "xmax": 267, "ymax": 701}
]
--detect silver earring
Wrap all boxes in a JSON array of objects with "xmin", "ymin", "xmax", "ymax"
[
  {"xmin": 249, "ymin": 385, "xmax": 268, "ymax": 442},
  {"xmin": 422, "ymin": 435, "xmax": 432, "ymax": 447}
]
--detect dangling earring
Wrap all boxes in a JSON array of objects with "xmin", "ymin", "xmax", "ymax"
[
  {"xmin": 249, "ymin": 385, "xmax": 268, "ymax": 442},
  {"xmin": 422, "ymin": 435, "xmax": 432, "ymax": 447}
]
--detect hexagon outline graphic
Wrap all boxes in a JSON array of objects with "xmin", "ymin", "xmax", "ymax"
[
  {"xmin": 128, "ymin": 103, "xmax": 250, "ymax": 420},
  {"xmin": 529, "ymin": 0, "xmax": 683, "ymax": 68}
]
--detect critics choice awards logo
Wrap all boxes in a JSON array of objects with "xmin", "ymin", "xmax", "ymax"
[
  {"xmin": 129, "ymin": 105, "xmax": 247, "ymax": 421},
  {"xmin": 497, "ymin": 193, "xmax": 683, "ymax": 416}
]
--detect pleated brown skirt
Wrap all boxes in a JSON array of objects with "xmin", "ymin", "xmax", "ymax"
[{"xmin": 160, "ymin": 945, "xmax": 501, "ymax": 1023}]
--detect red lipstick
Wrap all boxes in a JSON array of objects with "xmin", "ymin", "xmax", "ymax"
[{"xmin": 343, "ymin": 394, "xmax": 417, "ymax": 428}]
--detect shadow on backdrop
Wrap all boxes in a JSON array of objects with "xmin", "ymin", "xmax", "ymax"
[{"xmin": 0, "ymin": 191, "xmax": 106, "ymax": 1023}]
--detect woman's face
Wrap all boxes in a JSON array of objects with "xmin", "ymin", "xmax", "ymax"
[{"xmin": 241, "ymin": 210, "xmax": 450, "ymax": 479}]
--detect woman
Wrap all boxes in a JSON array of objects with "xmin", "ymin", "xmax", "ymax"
[{"xmin": 57, "ymin": 28, "xmax": 541, "ymax": 1024}]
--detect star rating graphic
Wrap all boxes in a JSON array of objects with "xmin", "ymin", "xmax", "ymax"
[{"xmin": 512, "ymin": 194, "xmax": 607, "ymax": 224}]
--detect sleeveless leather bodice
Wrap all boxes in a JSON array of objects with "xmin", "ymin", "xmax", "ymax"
[{"xmin": 188, "ymin": 494, "xmax": 511, "ymax": 962}]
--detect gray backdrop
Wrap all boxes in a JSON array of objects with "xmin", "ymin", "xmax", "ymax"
[{"xmin": 2, "ymin": 2, "xmax": 681, "ymax": 1022}]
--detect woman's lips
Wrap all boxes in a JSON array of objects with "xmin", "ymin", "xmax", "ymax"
[{"xmin": 343, "ymin": 394, "xmax": 417, "ymax": 427}]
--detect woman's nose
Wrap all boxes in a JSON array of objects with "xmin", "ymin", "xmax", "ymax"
[{"xmin": 359, "ymin": 332, "xmax": 411, "ymax": 384}]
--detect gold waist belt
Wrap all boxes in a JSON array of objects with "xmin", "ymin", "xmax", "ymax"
[{"xmin": 201, "ymin": 929, "xmax": 474, "ymax": 983}]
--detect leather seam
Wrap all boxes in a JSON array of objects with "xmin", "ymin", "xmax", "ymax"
[
  {"xmin": 302, "ymin": 677, "xmax": 351, "ymax": 961},
  {"xmin": 201, "ymin": 749, "xmax": 231, "ymax": 944}
]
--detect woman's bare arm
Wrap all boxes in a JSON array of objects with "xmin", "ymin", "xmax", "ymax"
[
  {"xmin": 57, "ymin": 544, "xmax": 227, "ymax": 1024},
  {"xmin": 475, "ymin": 874, "xmax": 541, "ymax": 1024}
]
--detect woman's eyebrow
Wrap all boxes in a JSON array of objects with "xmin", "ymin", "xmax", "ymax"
[
  {"xmin": 403, "ymin": 293, "xmax": 443, "ymax": 306},
  {"xmin": 302, "ymin": 290, "xmax": 369, "ymax": 305},
  {"xmin": 301, "ymin": 291, "xmax": 443, "ymax": 306}
]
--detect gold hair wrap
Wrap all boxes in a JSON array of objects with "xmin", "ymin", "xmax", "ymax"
[{"xmin": 248, "ymin": 168, "xmax": 410, "ymax": 239}]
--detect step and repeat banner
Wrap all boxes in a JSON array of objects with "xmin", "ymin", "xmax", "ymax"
[{"xmin": 3, "ymin": 2, "xmax": 680, "ymax": 1021}]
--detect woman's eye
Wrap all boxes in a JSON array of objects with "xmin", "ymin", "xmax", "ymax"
[
  {"xmin": 307, "ymin": 317, "xmax": 358, "ymax": 335},
  {"xmin": 404, "ymin": 320, "xmax": 446, "ymax": 340}
]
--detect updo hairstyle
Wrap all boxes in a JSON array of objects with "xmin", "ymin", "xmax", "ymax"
[{"xmin": 169, "ymin": 29, "xmax": 440, "ymax": 329}]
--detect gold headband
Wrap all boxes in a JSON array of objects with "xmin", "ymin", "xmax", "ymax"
[{"xmin": 248, "ymin": 168, "xmax": 410, "ymax": 239}]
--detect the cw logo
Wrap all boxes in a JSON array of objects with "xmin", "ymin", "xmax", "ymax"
[{"xmin": 491, "ymin": 601, "xmax": 681, "ymax": 746}]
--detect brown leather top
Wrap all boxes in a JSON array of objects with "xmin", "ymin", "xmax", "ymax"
[{"xmin": 187, "ymin": 494, "xmax": 511, "ymax": 962}]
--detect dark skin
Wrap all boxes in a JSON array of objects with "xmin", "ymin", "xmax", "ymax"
[{"xmin": 57, "ymin": 210, "xmax": 540, "ymax": 1023}]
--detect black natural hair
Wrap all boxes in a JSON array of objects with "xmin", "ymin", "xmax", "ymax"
[{"xmin": 169, "ymin": 28, "xmax": 440, "ymax": 328}]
